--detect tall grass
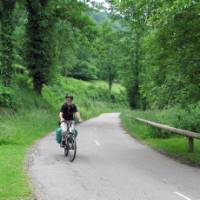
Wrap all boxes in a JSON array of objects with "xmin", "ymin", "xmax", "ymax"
[
  {"xmin": 0, "ymin": 109, "xmax": 57, "ymax": 200},
  {"xmin": 0, "ymin": 86, "xmax": 57, "ymax": 200}
]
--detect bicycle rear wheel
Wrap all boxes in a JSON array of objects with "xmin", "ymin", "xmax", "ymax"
[{"xmin": 68, "ymin": 138, "xmax": 77, "ymax": 162}]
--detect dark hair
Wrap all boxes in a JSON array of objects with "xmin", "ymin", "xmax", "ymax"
[{"xmin": 65, "ymin": 95, "xmax": 73, "ymax": 100}]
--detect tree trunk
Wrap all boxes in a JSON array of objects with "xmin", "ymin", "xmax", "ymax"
[
  {"xmin": 108, "ymin": 66, "xmax": 113, "ymax": 94},
  {"xmin": 0, "ymin": 0, "xmax": 16, "ymax": 86},
  {"xmin": 128, "ymin": 29, "xmax": 141, "ymax": 109},
  {"xmin": 134, "ymin": 30, "xmax": 140, "ymax": 108},
  {"xmin": 26, "ymin": 0, "xmax": 53, "ymax": 94}
]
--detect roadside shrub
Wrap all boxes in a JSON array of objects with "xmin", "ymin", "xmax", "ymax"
[
  {"xmin": 0, "ymin": 86, "xmax": 15, "ymax": 107},
  {"xmin": 170, "ymin": 103, "xmax": 200, "ymax": 132},
  {"xmin": 15, "ymin": 73, "xmax": 31, "ymax": 88},
  {"xmin": 150, "ymin": 127, "xmax": 173, "ymax": 138}
]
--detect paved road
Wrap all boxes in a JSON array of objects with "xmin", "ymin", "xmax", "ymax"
[{"xmin": 28, "ymin": 113, "xmax": 200, "ymax": 200}]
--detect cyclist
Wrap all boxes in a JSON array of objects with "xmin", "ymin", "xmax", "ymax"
[{"xmin": 59, "ymin": 95, "xmax": 82, "ymax": 147}]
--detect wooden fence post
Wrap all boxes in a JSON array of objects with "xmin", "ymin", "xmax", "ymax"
[{"xmin": 188, "ymin": 137, "xmax": 194, "ymax": 153}]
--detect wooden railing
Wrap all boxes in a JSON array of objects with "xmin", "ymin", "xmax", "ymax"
[{"xmin": 136, "ymin": 117, "xmax": 200, "ymax": 152}]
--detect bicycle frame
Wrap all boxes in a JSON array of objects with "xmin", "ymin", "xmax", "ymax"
[{"xmin": 61, "ymin": 120, "xmax": 77, "ymax": 162}]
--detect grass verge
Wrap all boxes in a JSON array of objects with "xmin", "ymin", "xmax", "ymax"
[
  {"xmin": 121, "ymin": 110, "xmax": 200, "ymax": 166},
  {"xmin": 0, "ymin": 109, "xmax": 57, "ymax": 200}
]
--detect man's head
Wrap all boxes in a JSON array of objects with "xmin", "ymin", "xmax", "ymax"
[{"xmin": 65, "ymin": 95, "xmax": 73, "ymax": 105}]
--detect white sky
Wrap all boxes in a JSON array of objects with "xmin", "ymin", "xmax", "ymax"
[{"xmin": 89, "ymin": 0, "xmax": 111, "ymax": 10}]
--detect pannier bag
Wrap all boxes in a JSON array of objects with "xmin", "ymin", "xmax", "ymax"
[
  {"xmin": 55, "ymin": 128, "xmax": 62, "ymax": 144},
  {"xmin": 55, "ymin": 127, "xmax": 78, "ymax": 144}
]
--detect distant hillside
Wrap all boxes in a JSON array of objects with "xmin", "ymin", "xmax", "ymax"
[
  {"xmin": 42, "ymin": 77, "xmax": 127, "ymax": 120},
  {"xmin": 88, "ymin": 10, "xmax": 125, "ymax": 31},
  {"xmin": 88, "ymin": 10, "xmax": 111, "ymax": 23}
]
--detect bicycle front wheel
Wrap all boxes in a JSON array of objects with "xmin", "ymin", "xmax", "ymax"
[
  {"xmin": 64, "ymin": 145, "xmax": 69, "ymax": 157},
  {"xmin": 68, "ymin": 139, "xmax": 77, "ymax": 162}
]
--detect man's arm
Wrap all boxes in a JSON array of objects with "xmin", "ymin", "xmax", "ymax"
[
  {"xmin": 75, "ymin": 112, "xmax": 82, "ymax": 122},
  {"xmin": 59, "ymin": 112, "xmax": 64, "ymax": 122}
]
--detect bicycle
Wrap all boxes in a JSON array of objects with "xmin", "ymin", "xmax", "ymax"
[{"xmin": 61, "ymin": 121, "xmax": 77, "ymax": 162}]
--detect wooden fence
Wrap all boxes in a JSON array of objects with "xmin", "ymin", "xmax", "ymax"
[{"xmin": 136, "ymin": 117, "xmax": 200, "ymax": 152}]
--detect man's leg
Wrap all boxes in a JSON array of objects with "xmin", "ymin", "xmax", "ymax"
[
  {"xmin": 60, "ymin": 121, "xmax": 67, "ymax": 147},
  {"xmin": 70, "ymin": 121, "xmax": 78, "ymax": 138}
]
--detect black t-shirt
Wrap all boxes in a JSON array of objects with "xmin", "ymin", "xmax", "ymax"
[{"xmin": 60, "ymin": 103, "xmax": 78, "ymax": 120}]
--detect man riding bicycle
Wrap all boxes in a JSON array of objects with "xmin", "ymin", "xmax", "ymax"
[{"xmin": 59, "ymin": 95, "xmax": 82, "ymax": 147}]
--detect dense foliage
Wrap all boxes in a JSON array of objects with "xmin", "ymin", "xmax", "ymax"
[
  {"xmin": 0, "ymin": 0, "xmax": 199, "ymax": 126},
  {"xmin": 111, "ymin": 0, "xmax": 200, "ymax": 109},
  {"xmin": 0, "ymin": 0, "xmax": 125, "ymax": 96},
  {"xmin": 0, "ymin": 0, "xmax": 16, "ymax": 86}
]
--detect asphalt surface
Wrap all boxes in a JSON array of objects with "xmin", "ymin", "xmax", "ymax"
[{"xmin": 28, "ymin": 113, "xmax": 200, "ymax": 200}]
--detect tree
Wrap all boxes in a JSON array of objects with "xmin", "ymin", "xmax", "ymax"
[
  {"xmin": 112, "ymin": 0, "xmax": 200, "ymax": 108},
  {"xmin": 25, "ymin": 0, "xmax": 55, "ymax": 94},
  {"xmin": 95, "ymin": 22, "xmax": 120, "ymax": 93},
  {"xmin": 111, "ymin": 0, "xmax": 147, "ymax": 108},
  {"xmin": 141, "ymin": 1, "xmax": 200, "ymax": 108},
  {"xmin": 25, "ymin": 0, "xmax": 97, "ymax": 93},
  {"xmin": 0, "ymin": 0, "xmax": 16, "ymax": 86}
]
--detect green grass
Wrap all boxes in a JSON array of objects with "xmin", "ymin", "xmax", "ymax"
[
  {"xmin": 42, "ymin": 76, "xmax": 127, "ymax": 119},
  {"xmin": 0, "ymin": 109, "xmax": 57, "ymax": 200},
  {"xmin": 91, "ymin": 80, "xmax": 125, "ymax": 94},
  {"xmin": 0, "ymin": 77, "xmax": 127, "ymax": 200},
  {"xmin": 0, "ymin": 146, "xmax": 31, "ymax": 200},
  {"xmin": 121, "ymin": 110, "xmax": 200, "ymax": 166}
]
